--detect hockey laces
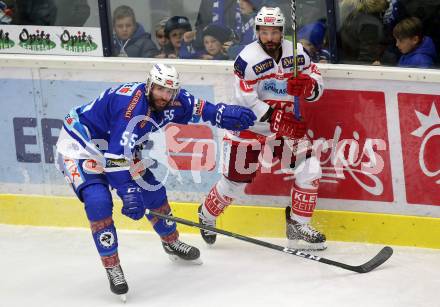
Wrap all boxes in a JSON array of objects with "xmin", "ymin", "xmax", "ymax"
[
  {"xmin": 297, "ymin": 224, "xmax": 321, "ymax": 238},
  {"xmin": 171, "ymin": 240, "xmax": 192, "ymax": 254},
  {"xmin": 108, "ymin": 266, "xmax": 126, "ymax": 286}
]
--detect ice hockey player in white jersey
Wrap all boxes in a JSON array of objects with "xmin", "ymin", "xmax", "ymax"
[
  {"xmin": 198, "ymin": 6, "xmax": 326, "ymax": 250},
  {"xmin": 55, "ymin": 63, "xmax": 256, "ymax": 301}
]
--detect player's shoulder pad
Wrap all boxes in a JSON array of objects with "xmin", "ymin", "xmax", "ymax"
[
  {"xmin": 114, "ymin": 82, "xmax": 144, "ymax": 96},
  {"xmin": 234, "ymin": 55, "xmax": 248, "ymax": 79},
  {"xmin": 172, "ymin": 88, "xmax": 193, "ymax": 108}
]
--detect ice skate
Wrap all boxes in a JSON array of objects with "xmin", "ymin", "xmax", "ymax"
[
  {"xmin": 105, "ymin": 264, "xmax": 128, "ymax": 302},
  {"xmin": 198, "ymin": 204, "xmax": 217, "ymax": 245},
  {"xmin": 285, "ymin": 207, "xmax": 327, "ymax": 251},
  {"xmin": 162, "ymin": 239, "xmax": 202, "ymax": 265}
]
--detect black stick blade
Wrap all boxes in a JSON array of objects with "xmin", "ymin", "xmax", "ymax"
[{"xmin": 354, "ymin": 246, "xmax": 394, "ymax": 273}]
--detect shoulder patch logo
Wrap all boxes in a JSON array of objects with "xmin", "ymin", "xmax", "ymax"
[
  {"xmin": 252, "ymin": 58, "xmax": 274, "ymax": 75},
  {"xmin": 117, "ymin": 83, "xmax": 139, "ymax": 96},
  {"xmin": 234, "ymin": 56, "xmax": 248, "ymax": 79}
]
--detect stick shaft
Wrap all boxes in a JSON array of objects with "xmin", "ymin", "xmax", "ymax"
[{"xmin": 145, "ymin": 209, "xmax": 393, "ymax": 273}]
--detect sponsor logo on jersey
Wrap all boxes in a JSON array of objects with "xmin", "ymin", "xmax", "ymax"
[
  {"xmin": 252, "ymin": 58, "xmax": 274, "ymax": 75},
  {"xmin": 194, "ymin": 99, "xmax": 206, "ymax": 116},
  {"xmin": 282, "ymin": 55, "xmax": 306, "ymax": 69},
  {"xmin": 239, "ymin": 79, "xmax": 253, "ymax": 93},
  {"xmin": 117, "ymin": 83, "xmax": 138, "ymax": 96},
  {"xmin": 82, "ymin": 159, "xmax": 104, "ymax": 174},
  {"xmin": 0, "ymin": 29, "xmax": 14, "ymax": 50},
  {"xmin": 263, "ymin": 80, "xmax": 287, "ymax": 95},
  {"xmin": 60, "ymin": 30, "xmax": 98, "ymax": 53},
  {"xmin": 124, "ymin": 89, "xmax": 142, "ymax": 119},
  {"xmin": 234, "ymin": 56, "xmax": 248, "ymax": 78},
  {"xmin": 105, "ymin": 158, "xmax": 130, "ymax": 169}
]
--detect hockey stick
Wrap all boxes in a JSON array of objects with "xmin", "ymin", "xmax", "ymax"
[
  {"xmin": 290, "ymin": 0, "xmax": 301, "ymax": 120},
  {"xmin": 145, "ymin": 209, "xmax": 393, "ymax": 273}
]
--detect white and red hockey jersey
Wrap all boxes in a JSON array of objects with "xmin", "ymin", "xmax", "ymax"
[{"xmin": 230, "ymin": 39, "xmax": 324, "ymax": 139}]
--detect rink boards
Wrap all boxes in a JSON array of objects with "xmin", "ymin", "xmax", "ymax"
[{"xmin": 0, "ymin": 54, "xmax": 439, "ymax": 248}]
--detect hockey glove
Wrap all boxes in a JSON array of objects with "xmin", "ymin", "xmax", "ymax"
[
  {"xmin": 117, "ymin": 183, "xmax": 145, "ymax": 220},
  {"xmin": 212, "ymin": 103, "xmax": 257, "ymax": 131},
  {"xmin": 269, "ymin": 109, "xmax": 306, "ymax": 139},
  {"xmin": 287, "ymin": 73, "xmax": 317, "ymax": 98}
]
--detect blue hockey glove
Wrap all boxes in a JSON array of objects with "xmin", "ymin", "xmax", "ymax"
[
  {"xmin": 117, "ymin": 183, "xmax": 145, "ymax": 220},
  {"xmin": 213, "ymin": 103, "xmax": 257, "ymax": 130}
]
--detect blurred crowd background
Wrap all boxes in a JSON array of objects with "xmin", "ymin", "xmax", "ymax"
[{"xmin": 1, "ymin": 0, "xmax": 438, "ymax": 68}]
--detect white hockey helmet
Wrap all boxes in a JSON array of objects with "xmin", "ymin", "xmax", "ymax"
[
  {"xmin": 255, "ymin": 6, "xmax": 285, "ymax": 29},
  {"xmin": 146, "ymin": 63, "xmax": 181, "ymax": 102}
]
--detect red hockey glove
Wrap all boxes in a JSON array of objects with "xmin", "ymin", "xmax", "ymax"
[
  {"xmin": 269, "ymin": 109, "xmax": 306, "ymax": 139},
  {"xmin": 287, "ymin": 73, "xmax": 317, "ymax": 98}
]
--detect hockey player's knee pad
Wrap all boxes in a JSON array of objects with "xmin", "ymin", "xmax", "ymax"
[
  {"xmin": 294, "ymin": 156, "xmax": 322, "ymax": 189},
  {"xmin": 81, "ymin": 183, "xmax": 113, "ymax": 221},
  {"xmin": 90, "ymin": 216, "xmax": 118, "ymax": 257},
  {"xmin": 145, "ymin": 201, "xmax": 177, "ymax": 237}
]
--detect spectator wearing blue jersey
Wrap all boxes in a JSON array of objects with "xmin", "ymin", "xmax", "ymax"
[
  {"xmin": 55, "ymin": 63, "xmax": 256, "ymax": 300},
  {"xmin": 393, "ymin": 17, "xmax": 437, "ymax": 68}
]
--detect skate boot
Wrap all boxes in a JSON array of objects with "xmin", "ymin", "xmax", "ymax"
[
  {"xmin": 198, "ymin": 204, "xmax": 217, "ymax": 245},
  {"xmin": 162, "ymin": 239, "xmax": 202, "ymax": 264},
  {"xmin": 285, "ymin": 207, "xmax": 327, "ymax": 250},
  {"xmin": 105, "ymin": 264, "xmax": 128, "ymax": 302}
]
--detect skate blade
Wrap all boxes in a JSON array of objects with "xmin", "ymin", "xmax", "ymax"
[
  {"xmin": 287, "ymin": 239, "xmax": 327, "ymax": 251},
  {"xmin": 119, "ymin": 294, "xmax": 127, "ymax": 303},
  {"xmin": 168, "ymin": 254, "xmax": 203, "ymax": 265}
]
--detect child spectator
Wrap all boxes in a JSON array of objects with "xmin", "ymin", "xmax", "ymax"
[
  {"xmin": 154, "ymin": 17, "xmax": 169, "ymax": 58},
  {"xmin": 393, "ymin": 17, "xmax": 437, "ymax": 68},
  {"xmin": 163, "ymin": 15, "xmax": 192, "ymax": 58},
  {"xmin": 298, "ymin": 19, "xmax": 330, "ymax": 63},
  {"xmin": 200, "ymin": 23, "xmax": 234, "ymax": 60},
  {"xmin": 112, "ymin": 5, "xmax": 158, "ymax": 58}
]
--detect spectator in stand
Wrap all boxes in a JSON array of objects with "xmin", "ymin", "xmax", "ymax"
[
  {"xmin": 226, "ymin": 0, "xmax": 262, "ymax": 59},
  {"xmin": 163, "ymin": 15, "xmax": 192, "ymax": 59},
  {"xmin": 112, "ymin": 5, "xmax": 158, "ymax": 58},
  {"xmin": 0, "ymin": 1, "xmax": 13, "ymax": 24},
  {"xmin": 154, "ymin": 17, "xmax": 169, "ymax": 58},
  {"xmin": 9, "ymin": 0, "xmax": 57, "ymax": 25},
  {"xmin": 193, "ymin": 0, "xmax": 241, "ymax": 51},
  {"xmin": 393, "ymin": 17, "xmax": 437, "ymax": 68},
  {"xmin": 181, "ymin": 0, "xmax": 262, "ymax": 60},
  {"xmin": 200, "ymin": 23, "xmax": 234, "ymax": 60},
  {"xmin": 339, "ymin": 0, "xmax": 389, "ymax": 65},
  {"xmin": 298, "ymin": 19, "xmax": 330, "ymax": 63},
  {"xmin": 54, "ymin": 0, "xmax": 90, "ymax": 26}
]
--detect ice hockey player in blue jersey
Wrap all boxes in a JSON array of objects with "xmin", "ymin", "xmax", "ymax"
[{"xmin": 55, "ymin": 63, "xmax": 257, "ymax": 301}]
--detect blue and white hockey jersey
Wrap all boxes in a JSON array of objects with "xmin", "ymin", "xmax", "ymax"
[{"xmin": 56, "ymin": 82, "xmax": 212, "ymax": 188}]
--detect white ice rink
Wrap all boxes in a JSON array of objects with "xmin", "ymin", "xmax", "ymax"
[{"xmin": 1, "ymin": 224, "xmax": 439, "ymax": 307}]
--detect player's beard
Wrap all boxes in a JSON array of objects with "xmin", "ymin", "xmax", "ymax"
[
  {"xmin": 260, "ymin": 40, "xmax": 282, "ymax": 58},
  {"xmin": 149, "ymin": 93, "xmax": 169, "ymax": 112}
]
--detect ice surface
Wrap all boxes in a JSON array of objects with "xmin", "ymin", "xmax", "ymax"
[{"xmin": 1, "ymin": 224, "xmax": 439, "ymax": 307}]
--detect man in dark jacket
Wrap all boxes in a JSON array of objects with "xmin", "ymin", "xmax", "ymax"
[{"xmin": 112, "ymin": 5, "xmax": 158, "ymax": 58}]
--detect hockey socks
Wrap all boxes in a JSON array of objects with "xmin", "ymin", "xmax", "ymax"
[
  {"xmin": 90, "ymin": 217, "xmax": 120, "ymax": 267},
  {"xmin": 287, "ymin": 183, "xmax": 326, "ymax": 250}
]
